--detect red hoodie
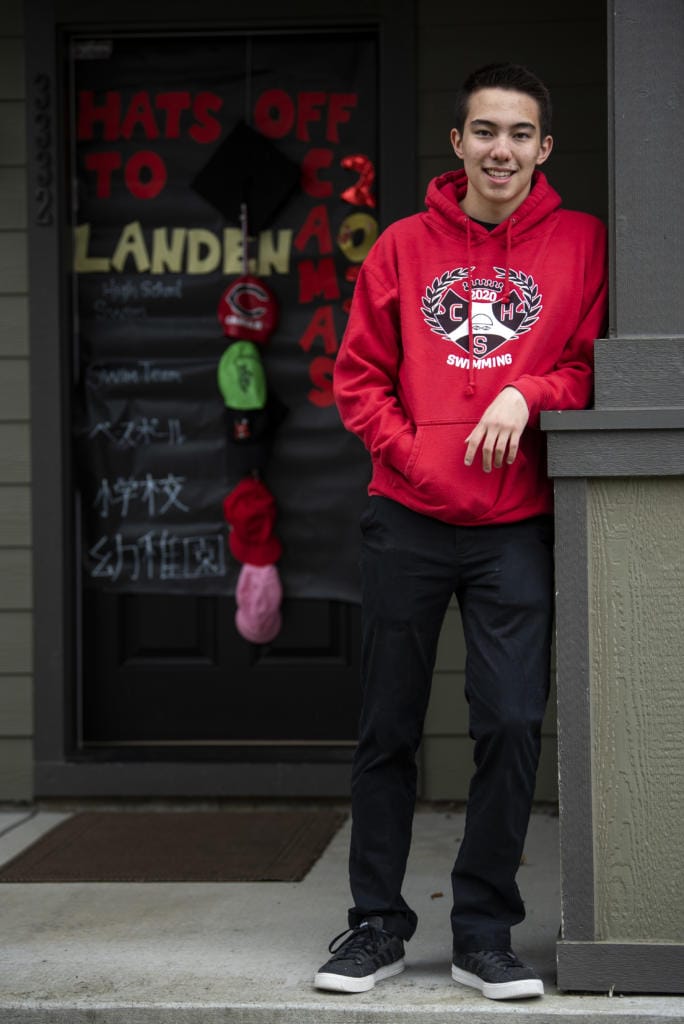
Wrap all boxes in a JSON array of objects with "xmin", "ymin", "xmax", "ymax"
[{"xmin": 334, "ymin": 169, "xmax": 608, "ymax": 525}]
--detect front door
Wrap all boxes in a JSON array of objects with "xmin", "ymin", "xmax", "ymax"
[
  {"xmin": 81, "ymin": 591, "xmax": 361, "ymax": 753},
  {"xmin": 68, "ymin": 29, "xmax": 377, "ymax": 759}
]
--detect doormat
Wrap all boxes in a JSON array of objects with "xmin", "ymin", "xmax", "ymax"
[{"xmin": 0, "ymin": 809, "xmax": 347, "ymax": 883}]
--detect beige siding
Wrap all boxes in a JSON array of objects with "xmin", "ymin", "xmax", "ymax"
[
  {"xmin": 0, "ymin": 612, "xmax": 32, "ymax": 674},
  {"xmin": 0, "ymin": 0, "xmax": 32, "ymax": 801},
  {"xmin": 0, "ymin": 102, "xmax": 27, "ymax": 165},
  {"xmin": 0, "ymin": 232, "xmax": 27, "ymax": 293},
  {"xmin": 0, "ymin": 549, "xmax": 32, "ymax": 609},
  {"xmin": 0, "ymin": 485, "xmax": 31, "ymax": 545},
  {"xmin": 589, "ymin": 478, "xmax": 684, "ymax": 941},
  {"xmin": 0, "ymin": 39, "xmax": 24, "ymax": 99},
  {"xmin": 0, "ymin": 358, "xmax": 30, "ymax": 419},
  {"xmin": 0, "ymin": 675, "xmax": 32, "ymax": 734},
  {"xmin": 0, "ymin": 423, "xmax": 30, "ymax": 482},
  {"xmin": 0, "ymin": 167, "xmax": 27, "ymax": 229},
  {"xmin": 0, "ymin": 295, "xmax": 28, "ymax": 356},
  {"xmin": 0, "ymin": 738, "xmax": 32, "ymax": 800}
]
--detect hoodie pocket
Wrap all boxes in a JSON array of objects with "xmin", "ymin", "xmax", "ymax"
[{"xmin": 403, "ymin": 421, "xmax": 536, "ymax": 523}]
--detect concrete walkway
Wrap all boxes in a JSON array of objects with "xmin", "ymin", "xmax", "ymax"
[{"xmin": 0, "ymin": 806, "xmax": 682, "ymax": 1023}]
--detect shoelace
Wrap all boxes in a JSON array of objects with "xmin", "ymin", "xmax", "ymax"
[
  {"xmin": 472, "ymin": 949, "xmax": 523, "ymax": 972},
  {"xmin": 327, "ymin": 924, "xmax": 383, "ymax": 963}
]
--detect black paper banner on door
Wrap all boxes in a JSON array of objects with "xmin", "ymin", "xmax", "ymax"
[{"xmin": 71, "ymin": 31, "xmax": 377, "ymax": 598}]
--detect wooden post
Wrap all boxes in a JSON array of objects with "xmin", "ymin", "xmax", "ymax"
[{"xmin": 543, "ymin": 0, "xmax": 684, "ymax": 994}]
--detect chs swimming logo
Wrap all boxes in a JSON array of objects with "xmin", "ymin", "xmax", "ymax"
[{"xmin": 421, "ymin": 267, "xmax": 542, "ymax": 357}]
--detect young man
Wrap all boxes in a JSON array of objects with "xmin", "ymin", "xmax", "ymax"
[{"xmin": 315, "ymin": 64, "xmax": 608, "ymax": 1001}]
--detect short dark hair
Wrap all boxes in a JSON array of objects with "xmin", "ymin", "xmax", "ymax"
[{"xmin": 454, "ymin": 63, "xmax": 552, "ymax": 140}]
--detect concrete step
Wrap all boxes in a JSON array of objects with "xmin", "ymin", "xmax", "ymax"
[{"xmin": 0, "ymin": 809, "xmax": 681, "ymax": 1024}]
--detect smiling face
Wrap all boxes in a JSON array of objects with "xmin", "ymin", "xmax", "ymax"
[{"xmin": 450, "ymin": 87, "xmax": 553, "ymax": 223}]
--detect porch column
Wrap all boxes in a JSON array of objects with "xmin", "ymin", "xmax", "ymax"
[{"xmin": 542, "ymin": 0, "xmax": 684, "ymax": 993}]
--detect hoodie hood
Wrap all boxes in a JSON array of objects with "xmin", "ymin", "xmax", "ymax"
[
  {"xmin": 425, "ymin": 168, "xmax": 562, "ymax": 240},
  {"xmin": 424, "ymin": 169, "xmax": 563, "ymax": 394}
]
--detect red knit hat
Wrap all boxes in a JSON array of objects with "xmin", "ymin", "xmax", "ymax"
[{"xmin": 222, "ymin": 477, "xmax": 283, "ymax": 565}]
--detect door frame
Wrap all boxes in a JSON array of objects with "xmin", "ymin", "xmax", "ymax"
[{"xmin": 27, "ymin": 0, "xmax": 416, "ymax": 797}]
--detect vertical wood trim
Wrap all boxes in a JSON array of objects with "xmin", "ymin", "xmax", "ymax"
[
  {"xmin": 610, "ymin": 0, "xmax": 683, "ymax": 339},
  {"xmin": 25, "ymin": 0, "xmax": 73, "ymax": 771},
  {"xmin": 606, "ymin": 0, "xmax": 617, "ymax": 338},
  {"xmin": 554, "ymin": 477, "xmax": 595, "ymax": 940}
]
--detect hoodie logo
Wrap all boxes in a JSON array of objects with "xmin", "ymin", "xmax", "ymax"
[{"xmin": 421, "ymin": 267, "xmax": 542, "ymax": 357}]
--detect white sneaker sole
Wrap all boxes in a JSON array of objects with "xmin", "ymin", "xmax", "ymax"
[
  {"xmin": 451, "ymin": 963, "xmax": 544, "ymax": 1000},
  {"xmin": 314, "ymin": 957, "xmax": 405, "ymax": 993}
]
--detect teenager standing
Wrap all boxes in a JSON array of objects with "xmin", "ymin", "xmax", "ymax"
[{"xmin": 315, "ymin": 63, "xmax": 608, "ymax": 1001}]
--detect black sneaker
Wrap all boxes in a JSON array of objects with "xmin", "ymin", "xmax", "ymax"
[
  {"xmin": 451, "ymin": 948, "xmax": 544, "ymax": 1000},
  {"xmin": 314, "ymin": 917, "xmax": 405, "ymax": 993}
]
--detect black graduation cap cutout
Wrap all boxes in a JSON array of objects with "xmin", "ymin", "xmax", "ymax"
[{"xmin": 191, "ymin": 120, "xmax": 300, "ymax": 233}]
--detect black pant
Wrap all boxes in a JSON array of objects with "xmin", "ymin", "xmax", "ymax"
[{"xmin": 347, "ymin": 496, "xmax": 554, "ymax": 951}]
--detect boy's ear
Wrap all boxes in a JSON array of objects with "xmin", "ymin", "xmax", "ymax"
[
  {"xmin": 450, "ymin": 128, "xmax": 464, "ymax": 159},
  {"xmin": 536, "ymin": 134, "xmax": 554, "ymax": 165}
]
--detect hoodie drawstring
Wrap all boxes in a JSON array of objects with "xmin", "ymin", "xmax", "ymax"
[
  {"xmin": 502, "ymin": 217, "xmax": 513, "ymax": 301},
  {"xmin": 465, "ymin": 217, "xmax": 475, "ymax": 397}
]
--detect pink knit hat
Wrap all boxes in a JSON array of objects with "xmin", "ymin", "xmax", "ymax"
[{"xmin": 235, "ymin": 563, "xmax": 283, "ymax": 645}]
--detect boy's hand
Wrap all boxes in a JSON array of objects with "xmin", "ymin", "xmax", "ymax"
[{"xmin": 464, "ymin": 387, "xmax": 530, "ymax": 473}]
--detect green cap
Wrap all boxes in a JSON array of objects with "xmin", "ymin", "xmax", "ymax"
[{"xmin": 217, "ymin": 341, "xmax": 267, "ymax": 410}]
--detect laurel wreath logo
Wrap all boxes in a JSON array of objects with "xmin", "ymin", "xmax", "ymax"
[
  {"xmin": 421, "ymin": 266, "xmax": 542, "ymax": 340},
  {"xmin": 493, "ymin": 266, "xmax": 542, "ymax": 335},
  {"xmin": 421, "ymin": 269, "xmax": 469, "ymax": 337}
]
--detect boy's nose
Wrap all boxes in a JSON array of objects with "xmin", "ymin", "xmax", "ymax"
[{"xmin": 490, "ymin": 135, "xmax": 513, "ymax": 160}]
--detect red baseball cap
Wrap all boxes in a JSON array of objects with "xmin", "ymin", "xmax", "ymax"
[
  {"xmin": 217, "ymin": 275, "xmax": 278, "ymax": 344},
  {"xmin": 222, "ymin": 477, "xmax": 283, "ymax": 565}
]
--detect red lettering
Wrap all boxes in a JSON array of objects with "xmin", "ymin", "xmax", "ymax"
[
  {"xmin": 124, "ymin": 150, "xmax": 167, "ymax": 199},
  {"xmin": 298, "ymin": 258, "xmax": 340, "ymax": 303},
  {"xmin": 294, "ymin": 205, "xmax": 333, "ymax": 254},
  {"xmin": 301, "ymin": 148, "xmax": 334, "ymax": 198},
  {"xmin": 120, "ymin": 91, "xmax": 159, "ymax": 140},
  {"xmin": 308, "ymin": 355, "xmax": 336, "ymax": 408},
  {"xmin": 254, "ymin": 89, "xmax": 295, "ymax": 139},
  {"xmin": 190, "ymin": 92, "xmax": 223, "ymax": 143},
  {"xmin": 77, "ymin": 91, "xmax": 122, "ymax": 142},
  {"xmin": 155, "ymin": 91, "xmax": 191, "ymax": 138},
  {"xmin": 296, "ymin": 91, "xmax": 326, "ymax": 141},
  {"xmin": 326, "ymin": 93, "xmax": 357, "ymax": 142},
  {"xmin": 298, "ymin": 305, "xmax": 338, "ymax": 354},
  {"xmin": 473, "ymin": 336, "xmax": 488, "ymax": 356},
  {"xmin": 78, "ymin": 90, "xmax": 222, "ymax": 143},
  {"xmin": 84, "ymin": 151, "xmax": 122, "ymax": 198}
]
